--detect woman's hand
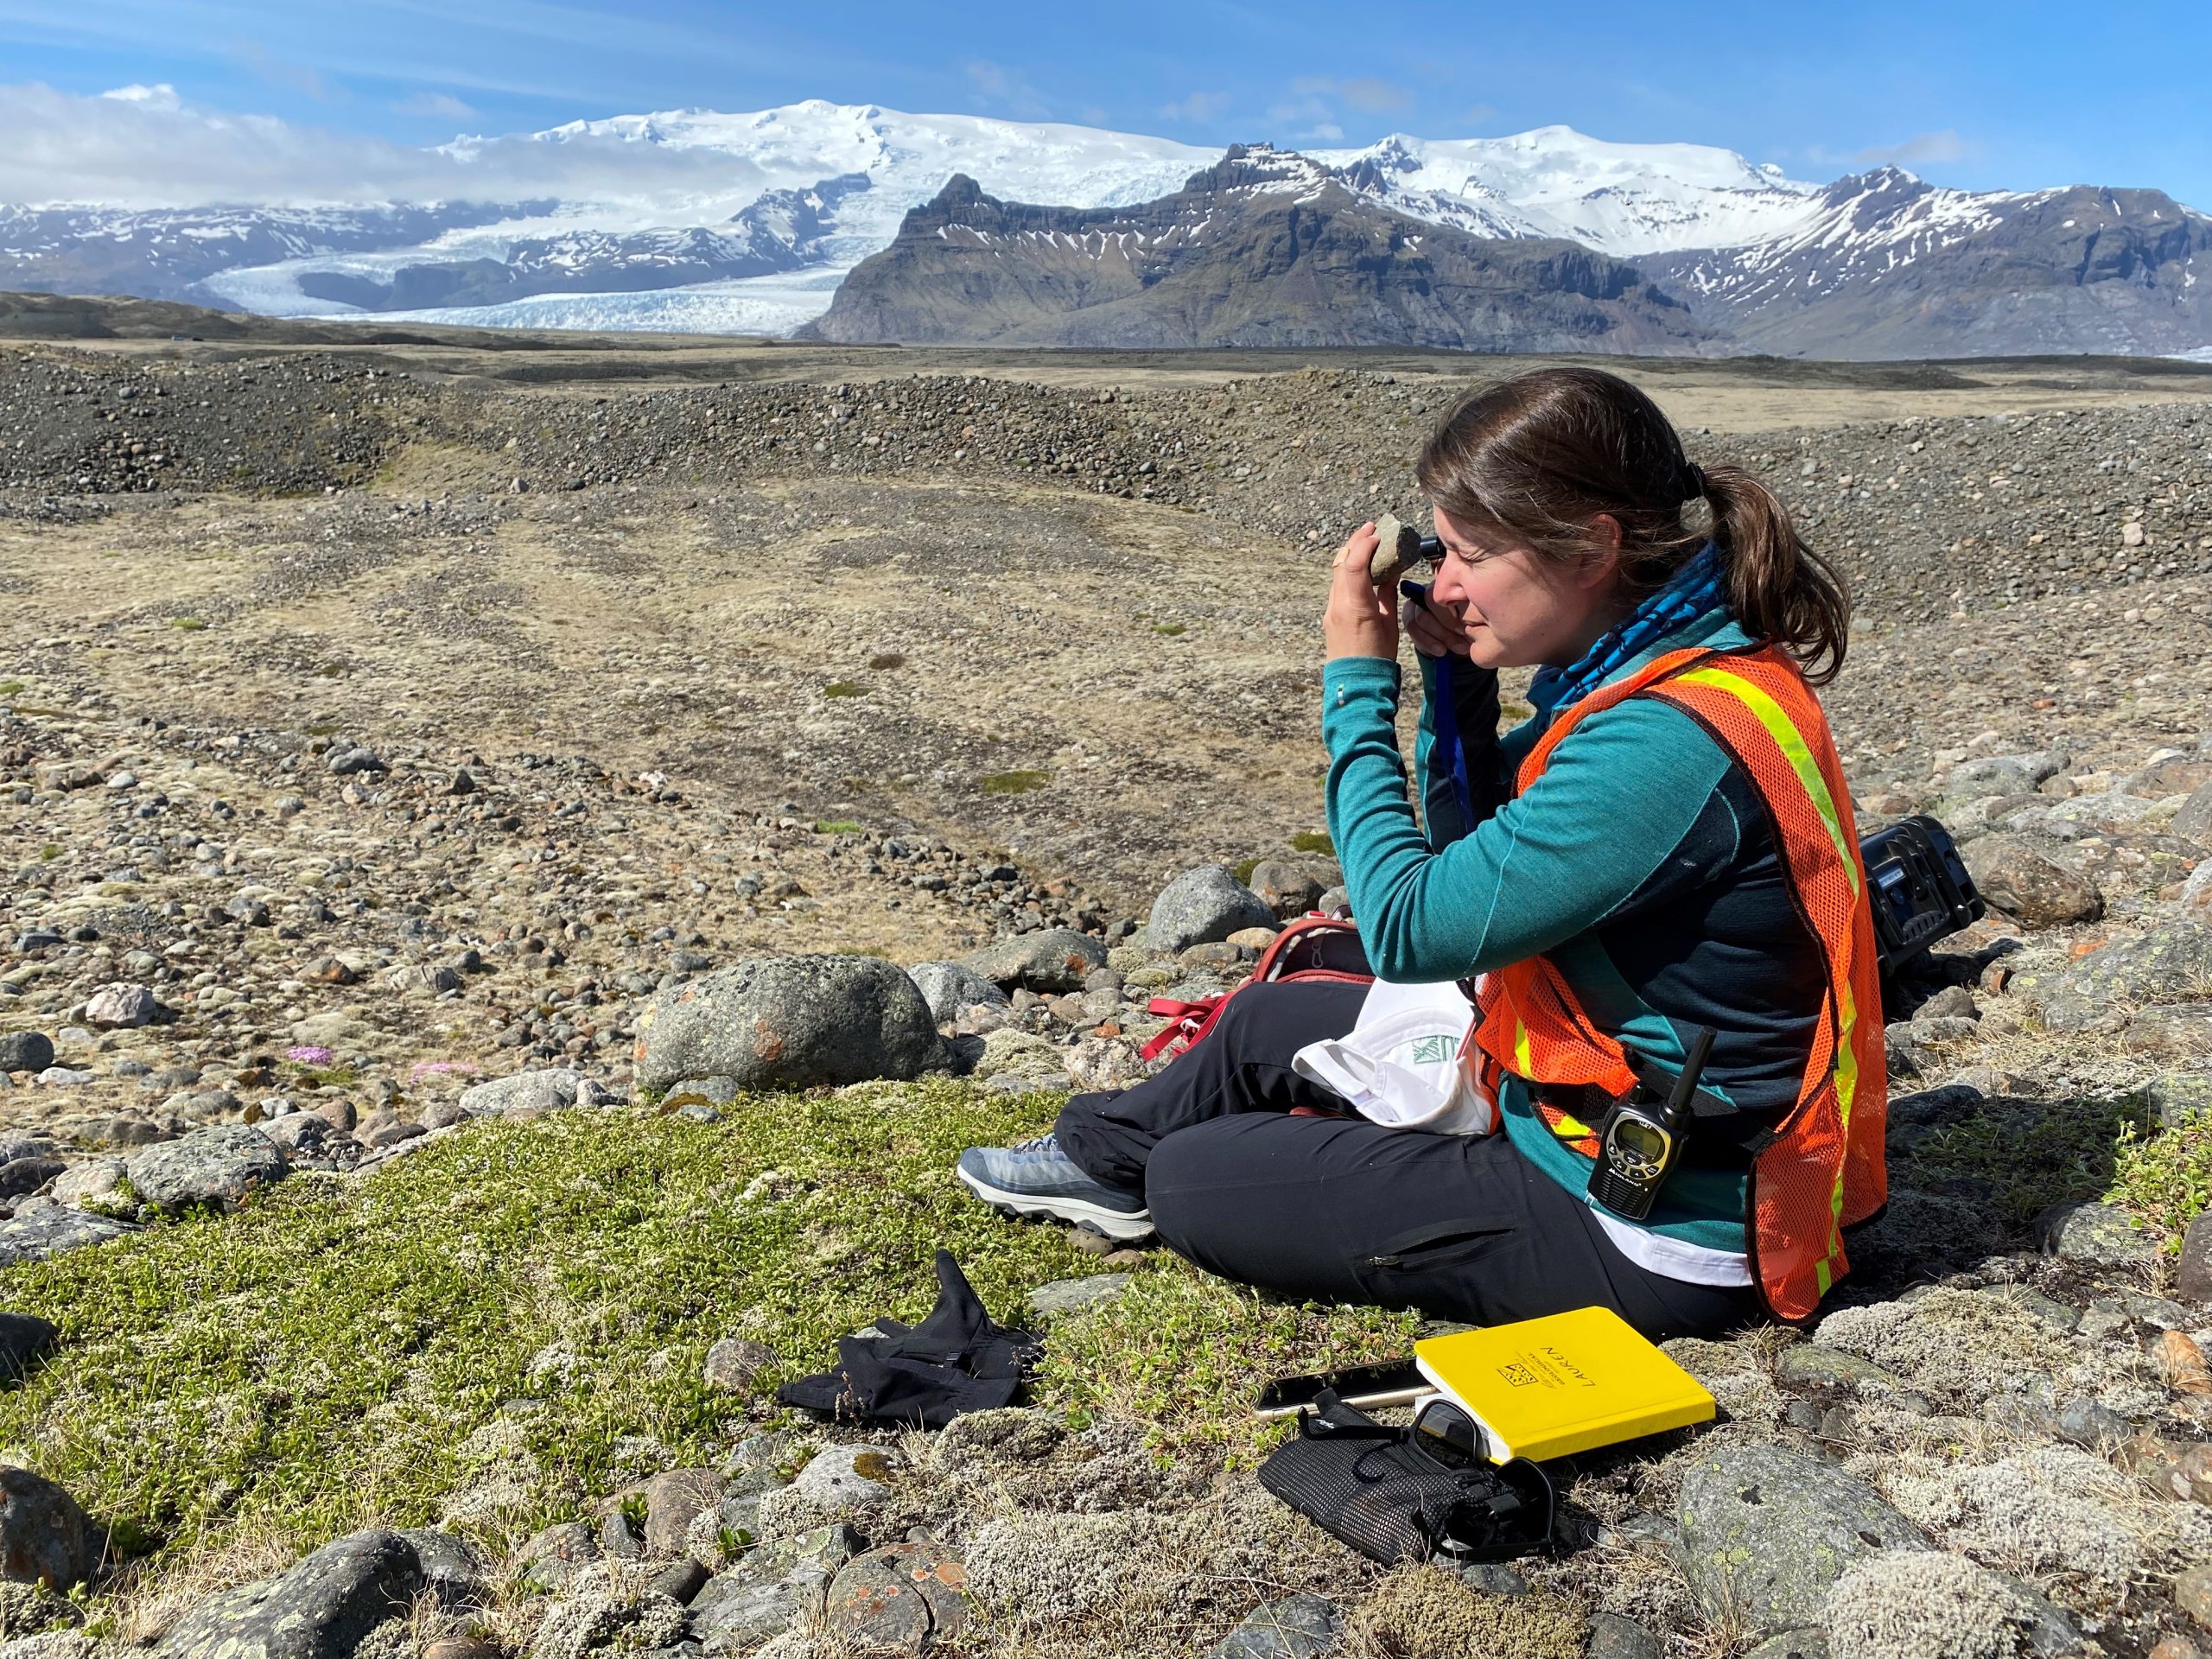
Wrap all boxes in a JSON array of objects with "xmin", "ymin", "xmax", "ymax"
[
  {"xmin": 1325, "ymin": 523, "xmax": 1400, "ymax": 662},
  {"xmin": 1402, "ymin": 586, "xmax": 1472, "ymax": 659}
]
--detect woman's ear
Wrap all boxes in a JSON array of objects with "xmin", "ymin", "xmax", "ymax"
[{"xmin": 1576, "ymin": 514, "xmax": 1624, "ymax": 591}]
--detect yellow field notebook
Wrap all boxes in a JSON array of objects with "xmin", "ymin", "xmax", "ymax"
[{"xmin": 1413, "ymin": 1306, "xmax": 1715, "ymax": 1463}]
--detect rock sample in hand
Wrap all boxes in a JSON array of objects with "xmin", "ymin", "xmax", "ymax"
[{"xmin": 1369, "ymin": 513, "xmax": 1424, "ymax": 586}]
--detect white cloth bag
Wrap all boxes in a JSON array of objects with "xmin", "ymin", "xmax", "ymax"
[{"xmin": 1291, "ymin": 975, "xmax": 1496, "ymax": 1135}]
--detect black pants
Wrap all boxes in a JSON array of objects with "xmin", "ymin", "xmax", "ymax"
[{"xmin": 1056, "ymin": 980, "xmax": 1759, "ymax": 1344}]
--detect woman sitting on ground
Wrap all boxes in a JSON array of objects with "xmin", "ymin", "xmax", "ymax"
[{"xmin": 957, "ymin": 366, "xmax": 1886, "ymax": 1342}]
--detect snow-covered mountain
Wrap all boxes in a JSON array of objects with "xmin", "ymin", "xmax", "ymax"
[
  {"xmin": 1315, "ymin": 128, "xmax": 1821, "ymax": 254},
  {"xmin": 0, "ymin": 102, "xmax": 1824, "ymax": 335},
  {"xmin": 1, "ymin": 99, "xmax": 2204, "ymax": 356},
  {"xmin": 1643, "ymin": 167, "xmax": 2212, "ymax": 358}
]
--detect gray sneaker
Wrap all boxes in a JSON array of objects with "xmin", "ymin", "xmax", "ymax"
[{"xmin": 957, "ymin": 1134, "xmax": 1154, "ymax": 1241}]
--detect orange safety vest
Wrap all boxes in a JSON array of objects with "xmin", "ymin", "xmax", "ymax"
[{"xmin": 1468, "ymin": 643, "xmax": 1887, "ymax": 1321}]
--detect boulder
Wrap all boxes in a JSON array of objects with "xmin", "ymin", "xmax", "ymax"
[
  {"xmin": 0, "ymin": 1034, "xmax": 54, "ymax": 1075},
  {"xmin": 961, "ymin": 930, "xmax": 1107, "ymax": 994},
  {"xmin": 630, "ymin": 1469, "xmax": 726, "ymax": 1558},
  {"xmin": 396, "ymin": 1529, "xmax": 492, "ymax": 1613},
  {"xmin": 456, "ymin": 1070, "xmax": 611, "ymax": 1116},
  {"xmin": 1945, "ymin": 751, "xmax": 2069, "ymax": 798},
  {"xmin": 1205, "ymin": 1594, "xmax": 1342, "ymax": 1659},
  {"xmin": 1246, "ymin": 861, "xmax": 1325, "ymax": 920},
  {"xmin": 51, "ymin": 1159, "xmax": 126, "ymax": 1212},
  {"xmin": 124, "ymin": 1124, "xmax": 288, "ymax": 1214},
  {"xmin": 1675, "ymin": 1444, "xmax": 1925, "ymax": 1636},
  {"xmin": 632, "ymin": 957, "xmax": 945, "ymax": 1094},
  {"xmin": 0, "ymin": 1313, "xmax": 60, "ymax": 1378},
  {"xmin": 509, "ymin": 1522, "xmax": 601, "ymax": 1595},
  {"xmin": 690, "ymin": 1523, "xmax": 860, "ymax": 1649},
  {"xmin": 906, "ymin": 962, "xmax": 1009, "ymax": 1024},
  {"xmin": 81, "ymin": 983, "xmax": 155, "ymax": 1030},
  {"xmin": 2034, "ymin": 1200, "xmax": 2157, "ymax": 1271},
  {"xmin": 2177, "ymin": 778, "xmax": 2212, "ymax": 845},
  {"xmin": 786, "ymin": 1445, "xmax": 898, "ymax": 1520},
  {"xmin": 0, "ymin": 1466, "xmax": 93, "ymax": 1590},
  {"xmin": 824, "ymin": 1541, "xmax": 968, "ymax": 1651},
  {"xmin": 0, "ymin": 1206, "xmax": 137, "ymax": 1267},
  {"xmin": 2182, "ymin": 1212, "xmax": 2212, "ymax": 1305},
  {"xmin": 1962, "ymin": 836, "xmax": 2103, "ymax": 926},
  {"xmin": 1027, "ymin": 1274, "xmax": 1132, "ymax": 1322},
  {"xmin": 1147, "ymin": 867, "xmax": 1275, "ymax": 954},
  {"xmin": 703, "ymin": 1337, "xmax": 779, "ymax": 1394},
  {"xmin": 156, "ymin": 1530, "xmax": 423, "ymax": 1657}
]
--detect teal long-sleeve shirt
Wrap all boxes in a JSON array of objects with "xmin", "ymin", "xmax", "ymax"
[
  {"xmin": 1319, "ymin": 606, "xmax": 1834, "ymax": 1260},
  {"xmin": 1322, "ymin": 626, "xmax": 1736, "ymax": 987}
]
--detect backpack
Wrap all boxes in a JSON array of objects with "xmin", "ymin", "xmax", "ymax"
[{"xmin": 1139, "ymin": 913, "xmax": 1374, "ymax": 1064}]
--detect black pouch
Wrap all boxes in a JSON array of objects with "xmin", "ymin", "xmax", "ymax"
[{"xmin": 1256, "ymin": 1389, "xmax": 1555, "ymax": 1566}]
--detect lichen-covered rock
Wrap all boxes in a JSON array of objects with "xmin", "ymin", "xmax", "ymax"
[
  {"xmin": 968, "ymin": 1027, "xmax": 1064, "ymax": 1084},
  {"xmin": 2034, "ymin": 1199, "xmax": 2157, "ymax": 1271},
  {"xmin": 824, "ymin": 1541, "xmax": 967, "ymax": 1651},
  {"xmin": 1206, "ymin": 1593, "xmax": 1341, "ymax": 1659},
  {"xmin": 962, "ymin": 1512, "xmax": 1163, "ymax": 1622},
  {"xmin": 1879, "ymin": 1443, "xmax": 2212, "ymax": 1596},
  {"xmin": 961, "ymin": 930, "xmax": 1107, "ymax": 994},
  {"xmin": 0, "ymin": 1206, "xmax": 137, "ymax": 1267},
  {"xmin": 1064, "ymin": 1033, "xmax": 1153, "ymax": 1090},
  {"xmin": 690, "ymin": 1523, "xmax": 859, "ymax": 1651},
  {"xmin": 1962, "ymin": 835, "xmax": 2104, "ymax": 925},
  {"xmin": 526, "ymin": 1581, "xmax": 687, "ymax": 1659},
  {"xmin": 0, "ymin": 1467, "xmax": 92, "ymax": 1592},
  {"xmin": 632, "ymin": 956, "xmax": 945, "ymax": 1093},
  {"xmin": 124, "ymin": 1123, "xmax": 288, "ymax": 1213},
  {"xmin": 156, "ymin": 1529, "xmax": 423, "ymax": 1658},
  {"xmin": 906, "ymin": 962, "xmax": 1008, "ymax": 1024},
  {"xmin": 1823, "ymin": 1543, "xmax": 2076, "ymax": 1659},
  {"xmin": 1147, "ymin": 867, "xmax": 1274, "ymax": 954},
  {"xmin": 1812, "ymin": 1287, "xmax": 2076, "ymax": 1406},
  {"xmin": 1676, "ymin": 1445, "xmax": 1926, "ymax": 1636},
  {"xmin": 456, "ymin": 1069, "xmax": 612, "ymax": 1116}
]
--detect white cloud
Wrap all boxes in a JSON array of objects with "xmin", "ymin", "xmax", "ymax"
[
  {"xmin": 100, "ymin": 82, "xmax": 183, "ymax": 111},
  {"xmin": 964, "ymin": 60, "xmax": 1051, "ymax": 121},
  {"xmin": 1160, "ymin": 91, "xmax": 1230, "ymax": 124},
  {"xmin": 1857, "ymin": 130, "xmax": 1968, "ymax": 167},
  {"xmin": 394, "ymin": 92, "xmax": 477, "ymax": 120},
  {"xmin": 0, "ymin": 79, "xmax": 779, "ymax": 208},
  {"xmin": 1339, "ymin": 77, "xmax": 1413, "ymax": 115}
]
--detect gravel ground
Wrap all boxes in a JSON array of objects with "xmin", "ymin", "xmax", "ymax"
[{"xmin": 3, "ymin": 339, "xmax": 2212, "ymax": 1659}]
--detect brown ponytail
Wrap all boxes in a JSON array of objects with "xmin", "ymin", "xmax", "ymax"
[{"xmin": 1414, "ymin": 367, "xmax": 1853, "ymax": 684}]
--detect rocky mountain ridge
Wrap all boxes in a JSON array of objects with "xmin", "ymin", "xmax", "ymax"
[
  {"xmin": 802, "ymin": 150, "xmax": 1704, "ymax": 353},
  {"xmin": 8, "ymin": 99, "xmax": 2206, "ymax": 355}
]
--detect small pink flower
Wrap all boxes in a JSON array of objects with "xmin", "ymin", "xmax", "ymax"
[{"xmin": 287, "ymin": 1046, "xmax": 334, "ymax": 1065}]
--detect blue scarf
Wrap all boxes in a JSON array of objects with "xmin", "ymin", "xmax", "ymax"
[
  {"xmin": 1430, "ymin": 542, "xmax": 1728, "ymax": 825},
  {"xmin": 1530, "ymin": 540, "xmax": 1727, "ymax": 714}
]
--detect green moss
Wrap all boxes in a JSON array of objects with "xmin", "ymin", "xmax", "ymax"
[
  {"xmin": 2110, "ymin": 1110, "xmax": 2212, "ymax": 1243},
  {"xmin": 3, "ymin": 1085, "xmax": 1414, "ymax": 1591},
  {"xmin": 39, "ymin": 844, "xmax": 60, "ymax": 862},
  {"xmin": 168, "ymin": 617, "xmax": 207, "ymax": 631},
  {"xmin": 1288, "ymin": 831, "xmax": 1335, "ymax": 856},
  {"xmin": 1152, "ymin": 623, "xmax": 1186, "ymax": 637},
  {"xmin": 823, "ymin": 681, "xmax": 867, "ymax": 699},
  {"xmin": 1232, "ymin": 857, "xmax": 1262, "ymax": 885},
  {"xmin": 813, "ymin": 820, "xmax": 864, "ymax": 836},
  {"xmin": 1907, "ymin": 1090, "xmax": 2152, "ymax": 1227},
  {"xmin": 982, "ymin": 770, "xmax": 1050, "ymax": 797},
  {"xmin": 0, "ymin": 681, "xmax": 23, "ymax": 697}
]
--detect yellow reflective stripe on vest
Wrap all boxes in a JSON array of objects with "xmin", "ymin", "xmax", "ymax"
[
  {"xmin": 1674, "ymin": 666, "xmax": 1859, "ymax": 897},
  {"xmin": 1674, "ymin": 662, "xmax": 1861, "ymax": 1288}
]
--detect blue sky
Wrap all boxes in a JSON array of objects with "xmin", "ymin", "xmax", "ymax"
[{"xmin": 3, "ymin": 0, "xmax": 2208, "ymax": 206}]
